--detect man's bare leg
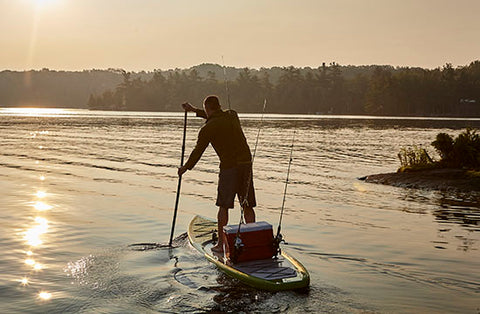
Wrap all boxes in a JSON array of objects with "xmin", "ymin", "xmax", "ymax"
[
  {"xmin": 244, "ymin": 207, "xmax": 256, "ymax": 223},
  {"xmin": 212, "ymin": 206, "xmax": 228, "ymax": 253}
]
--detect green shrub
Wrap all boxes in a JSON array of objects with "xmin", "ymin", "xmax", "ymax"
[
  {"xmin": 431, "ymin": 133, "xmax": 453, "ymax": 160},
  {"xmin": 431, "ymin": 128, "xmax": 480, "ymax": 169},
  {"xmin": 397, "ymin": 146, "xmax": 434, "ymax": 172}
]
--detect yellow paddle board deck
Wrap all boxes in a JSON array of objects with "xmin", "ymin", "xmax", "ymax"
[{"xmin": 187, "ymin": 215, "xmax": 310, "ymax": 291}]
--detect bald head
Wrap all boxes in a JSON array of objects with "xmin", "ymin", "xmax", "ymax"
[
  {"xmin": 204, "ymin": 95, "xmax": 221, "ymax": 111},
  {"xmin": 203, "ymin": 95, "xmax": 221, "ymax": 117}
]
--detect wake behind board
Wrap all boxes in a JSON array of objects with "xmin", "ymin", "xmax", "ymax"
[{"xmin": 187, "ymin": 215, "xmax": 310, "ymax": 291}]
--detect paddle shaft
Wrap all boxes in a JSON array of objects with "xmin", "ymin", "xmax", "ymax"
[{"xmin": 169, "ymin": 110, "xmax": 188, "ymax": 247}]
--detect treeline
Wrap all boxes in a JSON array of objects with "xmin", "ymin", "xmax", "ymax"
[
  {"xmin": 0, "ymin": 69, "xmax": 125, "ymax": 108},
  {"xmin": 88, "ymin": 61, "xmax": 480, "ymax": 116},
  {"xmin": 1, "ymin": 62, "xmax": 480, "ymax": 116}
]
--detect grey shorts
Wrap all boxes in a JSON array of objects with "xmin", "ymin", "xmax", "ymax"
[{"xmin": 216, "ymin": 163, "xmax": 257, "ymax": 209}]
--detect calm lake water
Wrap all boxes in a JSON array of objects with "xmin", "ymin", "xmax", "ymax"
[{"xmin": 1, "ymin": 108, "xmax": 479, "ymax": 313}]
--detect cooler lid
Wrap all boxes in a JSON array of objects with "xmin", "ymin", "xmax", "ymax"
[{"xmin": 223, "ymin": 221, "xmax": 273, "ymax": 234}]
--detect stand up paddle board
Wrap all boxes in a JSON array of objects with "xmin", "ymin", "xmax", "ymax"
[{"xmin": 187, "ymin": 215, "xmax": 310, "ymax": 291}]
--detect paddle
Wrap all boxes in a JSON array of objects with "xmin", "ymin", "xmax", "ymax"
[{"xmin": 169, "ymin": 110, "xmax": 188, "ymax": 247}]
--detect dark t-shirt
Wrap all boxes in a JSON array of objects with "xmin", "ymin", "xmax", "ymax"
[{"xmin": 184, "ymin": 109, "xmax": 252, "ymax": 170}]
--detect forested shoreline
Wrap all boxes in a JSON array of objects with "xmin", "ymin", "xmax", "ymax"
[{"xmin": 1, "ymin": 61, "xmax": 479, "ymax": 116}]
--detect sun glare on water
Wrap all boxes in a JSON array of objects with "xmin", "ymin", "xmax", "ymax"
[
  {"xmin": 3, "ymin": 108, "xmax": 67, "ymax": 116},
  {"xmin": 33, "ymin": 201, "xmax": 52, "ymax": 211},
  {"xmin": 24, "ymin": 217, "xmax": 49, "ymax": 247},
  {"xmin": 38, "ymin": 291, "xmax": 52, "ymax": 300},
  {"xmin": 36, "ymin": 191, "xmax": 47, "ymax": 198}
]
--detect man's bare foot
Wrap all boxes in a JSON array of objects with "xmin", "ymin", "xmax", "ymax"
[{"xmin": 211, "ymin": 244, "xmax": 224, "ymax": 253}]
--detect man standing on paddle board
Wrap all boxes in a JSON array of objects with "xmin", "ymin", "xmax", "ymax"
[{"xmin": 178, "ymin": 95, "xmax": 256, "ymax": 253}]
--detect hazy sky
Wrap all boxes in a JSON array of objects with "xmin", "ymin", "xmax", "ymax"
[{"xmin": 1, "ymin": 0, "xmax": 479, "ymax": 71}]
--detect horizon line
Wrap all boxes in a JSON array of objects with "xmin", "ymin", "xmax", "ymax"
[{"xmin": 2, "ymin": 60, "xmax": 479, "ymax": 73}]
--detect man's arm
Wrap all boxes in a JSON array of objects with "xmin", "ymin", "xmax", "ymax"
[{"xmin": 182, "ymin": 102, "xmax": 207, "ymax": 119}]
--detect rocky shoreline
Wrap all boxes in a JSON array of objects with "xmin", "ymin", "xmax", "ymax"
[{"xmin": 362, "ymin": 168, "xmax": 480, "ymax": 192}]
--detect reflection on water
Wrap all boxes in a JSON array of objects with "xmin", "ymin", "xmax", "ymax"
[
  {"xmin": 1, "ymin": 110, "xmax": 479, "ymax": 313},
  {"xmin": 24, "ymin": 218, "xmax": 49, "ymax": 247},
  {"xmin": 33, "ymin": 201, "xmax": 52, "ymax": 211},
  {"xmin": 1, "ymin": 108, "xmax": 68, "ymax": 116},
  {"xmin": 25, "ymin": 258, "xmax": 35, "ymax": 266},
  {"xmin": 17, "ymin": 174, "xmax": 55, "ymax": 303},
  {"xmin": 38, "ymin": 291, "xmax": 52, "ymax": 300},
  {"xmin": 433, "ymin": 194, "xmax": 480, "ymax": 246},
  {"xmin": 35, "ymin": 190, "xmax": 46, "ymax": 198}
]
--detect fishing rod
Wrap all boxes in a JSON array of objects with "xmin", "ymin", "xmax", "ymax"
[
  {"xmin": 274, "ymin": 129, "xmax": 296, "ymax": 255},
  {"xmin": 232, "ymin": 99, "xmax": 267, "ymax": 262},
  {"xmin": 222, "ymin": 56, "xmax": 231, "ymax": 110},
  {"xmin": 249, "ymin": 100, "xmax": 267, "ymax": 166},
  {"xmin": 168, "ymin": 110, "xmax": 188, "ymax": 247},
  {"xmin": 238, "ymin": 98, "xmax": 267, "ymax": 211}
]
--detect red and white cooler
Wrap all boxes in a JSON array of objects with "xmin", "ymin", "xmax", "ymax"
[{"xmin": 223, "ymin": 221, "xmax": 275, "ymax": 263}]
